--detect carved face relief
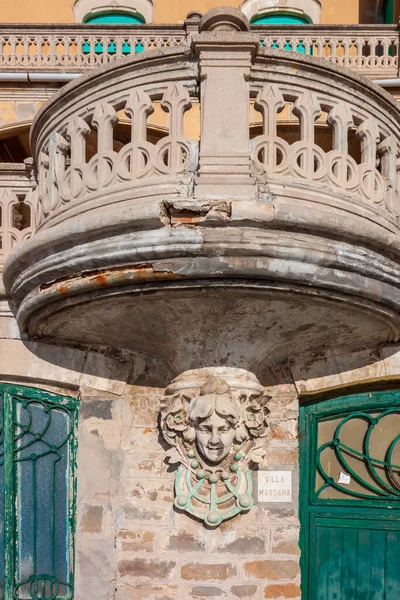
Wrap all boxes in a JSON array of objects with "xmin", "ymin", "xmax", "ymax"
[
  {"xmin": 195, "ymin": 408, "xmax": 236, "ymax": 464},
  {"xmin": 159, "ymin": 368, "xmax": 271, "ymax": 527}
]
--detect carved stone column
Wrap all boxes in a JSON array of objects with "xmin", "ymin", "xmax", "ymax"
[
  {"xmin": 159, "ymin": 367, "xmax": 270, "ymax": 527},
  {"xmin": 192, "ymin": 8, "xmax": 259, "ymax": 198}
]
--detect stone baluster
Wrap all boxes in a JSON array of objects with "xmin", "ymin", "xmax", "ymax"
[
  {"xmin": 92, "ymin": 102, "xmax": 118, "ymax": 154},
  {"xmin": 66, "ymin": 116, "xmax": 90, "ymax": 199},
  {"xmin": 0, "ymin": 187, "xmax": 33, "ymax": 260},
  {"xmin": 327, "ymin": 104, "xmax": 353, "ymax": 154},
  {"xmin": 254, "ymin": 85, "xmax": 285, "ymax": 173},
  {"xmin": 356, "ymin": 118, "xmax": 381, "ymax": 201},
  {"xmin": 0, "ymin": 188, "xmax": 15, "ymax": 259},
  {"xmin": 293, "ymin": 92, "xmax": 321, "ymax": 176},
  {"xmin": 161, "ymin": 84, "xmax": 192, "ymax": 173},
  {"xmin": 327, "ymin": 104, "xmax": 354, "ymax": 185},
  {"xmin": 91, "ymin": 102, "xmax": 118, "ymax": 190},
  {"xmin": 124, "ymin": 90, "xmax": 154, "ymax": 180},
  {"xmin": 356, "ymin": 118, "xmax": 380, "ymax": 169},
  {"xmin": 125, "ymin": 90, "xmax": 154, "ymax": 145},
  {"xmin": 381, "ymin": 38, "xmax": 391, "ymax": 66},
  {"xmin": 192, "ymin": 7, "xmax": 259, "ymax": 198},
  {"xmin": 378, "ymin": 136, "xmax": 398, "ymax": 213},
  {"xmin": 47, "ymin": 132, "xmax": 68, "ymax": 211},
  {"xmin": 378, "ymin": 137, "xmax": 397, "ymax": 182},
  {"xmin": 37, "ymin": 150, "xmax": 49, "ymax": 220},
  {"xmin": 255, "ymin": 86, "xmax": 285, "ymax": 139}
]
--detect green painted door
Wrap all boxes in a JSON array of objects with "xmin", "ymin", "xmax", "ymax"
[{"xmin": 299, "ymin": 391, "xmax": 400, "ymax": 600}]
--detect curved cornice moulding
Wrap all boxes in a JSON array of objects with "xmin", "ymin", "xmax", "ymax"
[
  {"xmin": 241, "ymin": 0, "xmax": 322, "ymax": 24},
  {"xmin": 73, "ymin": 0, "xmax": 154, "ymax": 23}
]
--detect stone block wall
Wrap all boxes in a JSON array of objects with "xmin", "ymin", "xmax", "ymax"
[{"xmin": 75, "ymin": 377, "xmax": 300, "ymax": 600}]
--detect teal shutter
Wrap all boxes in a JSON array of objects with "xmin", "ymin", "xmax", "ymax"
[
  {"xmin": 83, "ymin": 12, "xmax": 145, "ymax": 54},
  {"xmin": 384, "ymin": 0, "xmax": 395, "ymax": 23},
  {"xmin": 252, "ymin": 12, "xmax": 312, "ymax": 54},
  {"xmin": 251, "ymin": 14, "xmax": 310, "ymax": 24}
]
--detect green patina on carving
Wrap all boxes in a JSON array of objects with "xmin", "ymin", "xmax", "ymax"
[{"xmin": 174, "ymin": 458, "xmax": 254, "ymax": 527}]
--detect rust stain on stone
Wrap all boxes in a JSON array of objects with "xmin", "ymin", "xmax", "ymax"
[
  {"xmin": 91, "ymin": 273, "xmax": 108, "ymax": 287},
  {"xmin": 42, "ymin": 262, "xmax": 182, "ymax": 296},
  {"xmin": 143, "ymin": 428, "xmax": 152, "ymax": 434},
  {"xmin": 57, "ymin": 283, "xmax": 70, "ymax": 295}
]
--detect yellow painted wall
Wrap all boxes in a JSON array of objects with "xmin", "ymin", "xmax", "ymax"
[
  {"xmin": 0, "ymin": 0, "xmax": 73, "ymax": 23},
  {"xmin": 0, "ymin": 0, "xmax": 364, "ymax": 25},
  {"xmin": 321, "ymin": 0, "xmax": 359, "ymax": 24}
]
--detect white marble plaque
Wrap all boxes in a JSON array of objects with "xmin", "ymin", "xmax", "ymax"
[{"xmin": 258, "ymin": 470, "xmax": 292, "ymax": 503}]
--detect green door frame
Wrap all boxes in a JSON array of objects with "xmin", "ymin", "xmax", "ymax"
[
  {"xmin": 299, "ymin": 390, "xmax": 400, "ymax": 600},
  {"xmin": 1, "ymin": 384, "xmax": 79, "ymax": 600}
]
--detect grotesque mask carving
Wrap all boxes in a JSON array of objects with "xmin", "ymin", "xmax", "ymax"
[{"xmin": 160, "ymin": 368, "xmax": 270, "ymax": 527}]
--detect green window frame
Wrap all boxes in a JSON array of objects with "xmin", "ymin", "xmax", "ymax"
[
  {"xmin": 253, "ymin": 11, "xmax": 312, "ymax": 54},
  {"xmin": 250, "ymin": 11, "xmax": 312, "ymax": 24},
  {"xmin": 84, "ymin": 12, "xmax": 145, "ymax": 24},
  {"xmin": 82, "ymin": 10, "xmax": 145, "ymax": 54},
  {"xmin": 0, "ymin": 384, "xmax": 79, "ymax": 600}
]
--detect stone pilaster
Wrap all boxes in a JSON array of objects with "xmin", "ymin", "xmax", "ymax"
[{"xmin": 192, "ymin": 8, "xmax": 259, "ymax": 198}]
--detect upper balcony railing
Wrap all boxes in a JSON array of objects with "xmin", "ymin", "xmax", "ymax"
[{"xmin": 0, "ymin": 22, "xmax": 399, "ymax": 80}]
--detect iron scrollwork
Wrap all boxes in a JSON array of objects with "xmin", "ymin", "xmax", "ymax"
[{"xmin": 316, "ymin": 409, "xmax": 400, "ymax": 500}]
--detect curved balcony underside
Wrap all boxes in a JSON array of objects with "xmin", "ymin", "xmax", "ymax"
[{"xmin": 4, "ymin": 15, "xmax": 400, "ymax": 373}]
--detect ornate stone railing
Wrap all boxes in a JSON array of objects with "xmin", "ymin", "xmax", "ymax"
[
  {"xmin": 0, "ymin": 23, "xmax": 399, "ymax": 79},
  {"xmin": 256, "ymin": 24, "xmax": 400, "ymax": 78},
  {"xmin": 0, "ymin": 24, "xmax": 187, "ymax": 71},
  {"xmin": 250, "ymin": 58, "xmax": 400, "ymax": 216},
  {"xmin": 33, "ymin": 48, "xmax": 198, "ymax": 230},
  {"xmin": 0, "ymin": 164, "xmax": 34, "ymax": 269}
]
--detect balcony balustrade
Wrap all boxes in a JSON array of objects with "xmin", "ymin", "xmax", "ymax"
[
  {"xmin": 4, "ymin": 7, "xmax": 400, "ymax": 376},
  {"xmin": 0, "ymin": 22, "xmax": 399, "ymax": 79},
  {"xmin": 0, "ymin": 164, "xmax": 33, "ymax": 273}
]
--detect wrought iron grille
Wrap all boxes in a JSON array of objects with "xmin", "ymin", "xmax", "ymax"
[
  {"xmin": 316, "ymin": 408, "xmax": 400, "ymax": 501},
  {"xmin": 0, "ymin": 386, "xmax": 78, "ymax": 600}
]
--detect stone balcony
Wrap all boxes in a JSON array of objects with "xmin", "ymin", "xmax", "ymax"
[{"xmin": 4, "ymin": 7, "xmax": 400, "ymax": 378}]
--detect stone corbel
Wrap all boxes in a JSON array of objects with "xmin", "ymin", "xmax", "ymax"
[{"xmin": 159, "ymin": 367, "xmax": 270, "ymax": 527}]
